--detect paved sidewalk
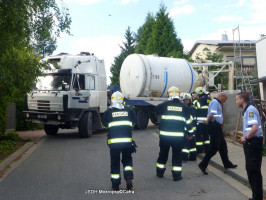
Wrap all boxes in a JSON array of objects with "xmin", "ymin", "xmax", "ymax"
[{"xmin": 198, "ymin": 140, "xmax": 266, "ymax": 195}]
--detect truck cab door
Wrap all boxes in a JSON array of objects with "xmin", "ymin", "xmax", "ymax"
[
  {"xmin": 69, "ymin": 74, "xmax": 90, "ymax": 109},
  {"xmin": 85, "ymin": 75, "xmax": 98, "ymax": 109}
]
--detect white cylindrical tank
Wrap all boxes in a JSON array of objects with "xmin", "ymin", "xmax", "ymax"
[{"xmin": 120, "ymin": 54, "xmax": 202, "ymax": 99}]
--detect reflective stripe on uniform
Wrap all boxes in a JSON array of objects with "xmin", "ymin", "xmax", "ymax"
[
  {"xmin": 161, "ymin": 115, "xmax": 185, "ymax": 122},
  {"xmin": 186, "ymin": 116, "xmax": 193, "ymax": 124},
  {"xmin": 188, "ymin": 128, "xmax": 194, "ymax": 133},
  {"xmin": 111, "ymin": 174, "xmax": 120, "ymax": 179},
  {"xmin": 182, "ymin": 149, "xmax": 189, "ymax": 153},
  {"xmin": 108, "ymin": 138, "xmax": 132, "ymax": 144},
  {"xmin": 156, "ymin": 163, "xmax": 166, "ymax": 169},
  {"xmin": 196, "ymin": 142, "xmax": 203, "ymax": 145},
  {"xmin": 248, "ymin": 120, "xmax": 258, "ymax": 124},
  {"xmin": 204, "ymin": 140, "xmax": 210, "ymax": 144},
  {"xmin": 159, "ymin": 131, "xmax": 184, "ymax": 137},
  {"xmin": 124, "ymin": 166, "xmax": 133, "ymax": 171},
  {"xmin": 190, "ymin": 148, "xmax": 197, "ymax": 152},
  {"xmin": 108, "ymin": 121, "xmax": 132, "ymax": 128},
  {"xmin": 201, "ymin": 106, "xmax": 209, "ymax": 109},
  {"xmin": 172, "ymin": 166, "xmax": 182, "ymax": 171},
  {"xmin": 197, "ymin": 117, "xmax": 207, "ymax": 121},
  {"xmin": 210, "ymin": 110, "xmax": 217, "ymax": 113}
]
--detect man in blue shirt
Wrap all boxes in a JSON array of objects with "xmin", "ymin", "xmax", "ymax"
[
  {"xmin": 198, "ymin": 92, "xmax": 237, "ymax": 175},
  {"xmin": 236, "ymin": 92, "xmax": 263, "ymax": 200}
]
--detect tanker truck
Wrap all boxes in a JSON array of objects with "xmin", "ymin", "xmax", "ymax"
[
  {"xmin": 119, "ymin": 54, "xmax": 203, "ymax": 129},
  {"xmin": 24, "ymin": 53, "xmax": 202, "ymax": 138}
]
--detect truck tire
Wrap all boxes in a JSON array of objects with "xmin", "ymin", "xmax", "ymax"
[
  {"xmin": 44, "ymin": 124, "xmax": 59, "ymax": 135},
  {"xmin": 135, "ymin": 109, "xmax": 149, "ymax": 130},
  {"xmin": 79, "ymin": 112, "xmax": 93, "ymax": 138},
  {"xmin": 150, "ymin": 113, "xmax": 160, "ymax": 125}
]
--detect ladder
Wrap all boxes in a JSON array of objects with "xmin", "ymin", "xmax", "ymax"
[{"xmin": 232, "ymin": 26, "xmax": 254, "ymax": 96}]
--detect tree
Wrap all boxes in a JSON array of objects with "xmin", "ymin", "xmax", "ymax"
[
  {"xmin": 195, "ymin": 47, "xmax": 223, "ymax": 63},
  {"xmin": 135, "ymin": 13, "xmax": 155, "ymax": 54},
  {"xmin": 135, "ymin": 3, "xmax": 183, "ymax": 57},
  {"xmin": 195, "ymin": 47, "xmax": 227, "ymax": 89},
  {"xmin": 0, "ymin": 0, "xmax": 71, "ymax": 134},
  {"xmin": 110, "ymin": 27, "xmax": 136, "ymax": 86}
]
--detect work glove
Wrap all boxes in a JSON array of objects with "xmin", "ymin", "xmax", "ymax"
[{"xmin": 131, "ymin": 140, "xmax": 137, "ymax": 153}]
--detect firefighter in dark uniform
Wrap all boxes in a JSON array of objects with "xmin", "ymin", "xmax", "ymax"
[
  {"xmin": 182, "ymin": 93, "xmax": 197, "ymax": 161},
  {"xmin": 155, "ymin": 86, "xmax": 192, "ymax": 181},
  {"xmin": 102, "ymin": 91, "xmax": 136, "ymax": 191},
  {"xmin": 236, "ymin": 92, "xmax": 263, "ymax": 200},
  {"xmin": 192, "ymin": 93, "xmax": 199, "ymax": 107},
  {"xmin": 194, "ymin": 87, "xmax": 211, "ymax": 153}
]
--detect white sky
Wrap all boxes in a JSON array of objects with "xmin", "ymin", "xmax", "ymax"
[{"xmin": 55, "ymin": 0, "xmax": 266, "ymax": 83}]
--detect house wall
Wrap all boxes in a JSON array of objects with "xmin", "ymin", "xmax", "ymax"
[
  {"xmin": 190, "ymin": 44, "xmax": 217, "ymax": 60},
  {"xmin": 256, "ymin": 37, "xmax": 266, "ymax": 100},
  {"xmin": 256, "ymin": 37, "xmax": 266, "ymax": 79}
]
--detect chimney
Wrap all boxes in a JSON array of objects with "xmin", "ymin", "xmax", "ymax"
[{"xmin": 222, "ymin": 33, "xmax": 228, "ymax": 41}]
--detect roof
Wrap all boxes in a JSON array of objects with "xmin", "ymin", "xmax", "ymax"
[
  {"xmin": 190, "ymin": 40, "xmax": 256, "ymax": 56},
  {"xmin": 256, "ymin": 36, "xmax": 266, "ymax": 43}
]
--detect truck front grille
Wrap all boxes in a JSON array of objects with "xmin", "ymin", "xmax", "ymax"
[{"xmin": 37, "ymin": 100, "xmax": 50, "ymax": 110}]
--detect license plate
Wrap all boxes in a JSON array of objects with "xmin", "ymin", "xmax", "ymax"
[{"xmin": 37, "ymin": 114, "xmax": 45, "ymax": 119}]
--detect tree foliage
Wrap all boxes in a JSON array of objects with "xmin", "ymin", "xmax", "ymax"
[
  {"xmin": 135, "ymin": 3, "xmax": 183, "ymax": 57},
  {"xmin": 0, "ymin": 0, "xmax": 71, "ymax": 133},
  {"xmin": 110, "ymin": 27, "xmax": 136, "ymax": 86},
  {"xmin": 195, "ymin": 47, "xmax": 227, "ymax": 89}
]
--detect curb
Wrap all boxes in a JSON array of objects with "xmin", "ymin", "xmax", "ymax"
[
  {"xmin": 0, "ymin": 142, "xmax": 34, "ymax": 180},
  {"xmin": 197, "ymin": 153, "xmax": 266, "ymax": 196},
  {"xmin": 0, "ymin": 134, "xmax": 45, "ymax": 182}
]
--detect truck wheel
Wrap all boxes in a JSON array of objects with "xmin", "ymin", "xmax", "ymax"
[
  {"xmin": 79, "ymin": 112, "xmax": 93, "ymax": 138},
  {"xmin": 44, "ymin": 125, "xmax": 59, "ymax": 135},
  {"xmin": 135, "ymin": 109, "xmax": 149, "ymax": 130},
  {"xmin": 150, "ymin": 113, "xmax": 160, "ymax": 125}
]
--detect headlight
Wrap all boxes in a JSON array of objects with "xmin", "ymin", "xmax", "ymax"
[{"xmin": 57, "ymin": 115, "xmax": 61, "ymax": 120}]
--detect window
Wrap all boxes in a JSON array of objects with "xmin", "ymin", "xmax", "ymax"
[
  {"xmin": 85, "ymin": 75, "xmax": 95, "ymax": 90},
  {"xmin": 73, "ymin": 74, "xmax": 85, "ymax": 90}
]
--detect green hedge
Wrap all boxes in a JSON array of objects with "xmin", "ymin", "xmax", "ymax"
[{"xmin": 15, "ymin": 97, "xmax": 43, "ymax": 131}]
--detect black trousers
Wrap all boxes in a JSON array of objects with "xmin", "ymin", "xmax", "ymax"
[
  {"xmin": 199, "ymin": 122, "xmax": 233, "ymax": 169},
  {"xmin": 157, "ymin": 139, "xmax": 183, "ymax": 178},
  {"xmin": 182, "ymin": 136, "xmax": 197, "ymax": 161},
  {"xmin": 110, "ymin": 148, "xmax": 133, "ymax": 185},
  {"xmin": 196, "ymin": 123, "xmax": 210, "ymax": 153},
  {"xmin": 244, "ymin": 137, "xmax": 263, "ymax": 200}
]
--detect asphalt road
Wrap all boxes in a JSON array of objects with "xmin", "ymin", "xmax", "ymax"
[{"xmin": 0, "ymin": 124, "xmax": 247, "ymax": 200}]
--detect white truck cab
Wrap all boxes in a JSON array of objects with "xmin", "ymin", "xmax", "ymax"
[{"xmin": 24, "ymin": 52, "xmax": 107, "ymax": 138}]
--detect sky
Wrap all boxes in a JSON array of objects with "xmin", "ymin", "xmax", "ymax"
[{"xmin": 54, "ymin": 0, "xmax": 266, "ymax": 82}]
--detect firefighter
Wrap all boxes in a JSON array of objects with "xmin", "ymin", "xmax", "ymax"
[
  {"xmin": 192, "ymin": 93, "xmax": 199, "ymax": 107},
  {"xmin": 155, "ymin": 86, "xmax": 192, "ymax": 181},
  {"xmin": 194, "ymin": 87, "xmax": 211, "ymax": 153},
  {"xmin": 182, "ymin": 93, "xmax": 197, "ymax": 161},
  {"xmin": 102, "ymin": 91, "xmax": 136, "ymax": 191}
]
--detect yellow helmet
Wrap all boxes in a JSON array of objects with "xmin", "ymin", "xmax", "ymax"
[
  {"xmin": 195, "ymin": 87, "xmax": 205, "ymax": 95},
  {"xmin": 168, "ymin": 86, "xmax": 180, "ymax": 97}
]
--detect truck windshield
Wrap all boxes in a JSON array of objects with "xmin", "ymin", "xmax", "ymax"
[{"xmin": 34, "ymin": 73, "xmax": 72, "ymax": 91}]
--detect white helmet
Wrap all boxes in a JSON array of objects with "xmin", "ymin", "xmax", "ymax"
[
  {"xmin": 183, "ymin": 93, "xmax": 192, "ymax": 100},
  {"xmin": 111, "ymin": 91, "xmax": 124, "ymax": 109},
  {"xmin": 168, "ymin": 86, "xmax": 180, "ymax": 99}
]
